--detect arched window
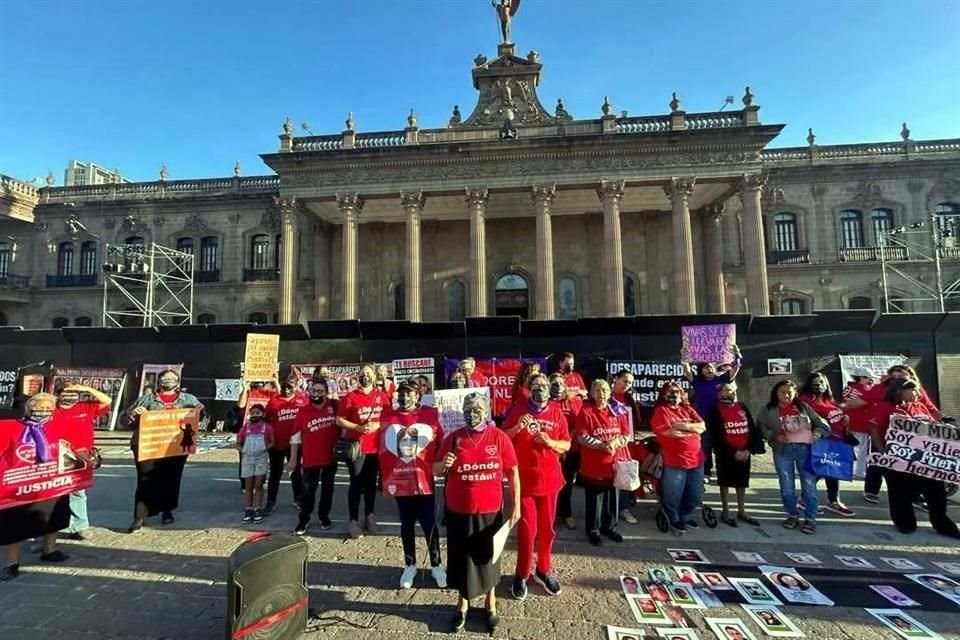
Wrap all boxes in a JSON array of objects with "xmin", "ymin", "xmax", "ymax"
[
  {"xmin": 871, "ymin": 208, "xmax": 895, "ymax": 246},
  {"xmin": 0, "ymin": 241, "xmax": 10, "ymax": 278},
  {"xmin": 624, "ymin": 271, "xmax": 639, "ymax": 316},
  {"xmin": 251, "ymin": 235, "xmax": 270, "ymax": 269},
  {"xmin": 80, "ymin": 241, "xmax": 97, "ymax": 275},
  {"xmin": 52, "ymin": 317, "xmax": 69, "ymax": 329},
  {"xmin": 393, "ymin": 282, "xmax": 406, "ymax": 320},
  {"xmin": 495, "ymin": 273, "xmax": 529, "ymax": 318},
  {"xmin": 57, "ymin": 242, "xmax": 75, "ymax": 276},
  {"xmin": 839, "ymin": 210, "xmax": 864, "ymax": 248},
  {"xmin": 848, "ymin": 296, "xmax": 873, "ymax": 310},
  {"xmin": 176, "ymin": 237, "xmax": 194, "ymax": 255},
  {"xmin": 881, "ymin": 297, "xmax": 907, "ymax": 313},
  {"xmin": 773, "ymin": 212, "xmax": 799, "ymax": 251},
  {"xmin": 935, "ymin": 202, "xmax": 960, "ymax": 238},
  {"xmin": 125, "ymin": 236, "xmax": 145, "ymax": 247},
  {"xmin": 248, "ymin": 312, "xmax": 268, "ymax": 324},
  {"xmin": 557, "ymin": 276, "xmax": 578, "ymax": 319},
  {"xmin": 197, "ymin": 313, "xmax": 216, "ymax": 324},
  {"xmin": 199, "ymin": 236, "xmax": 218, "ymax": 271},
  {"xmin": 447, "ymin": 280, "xmax": 466, "ymax": 321},
  {"xmin": 74, "ymin": 316, "xmax": 93, "ymax": 327},
  {"xmin": 780, "ymin": 298, "xmax": 805, "ymax": 315}
]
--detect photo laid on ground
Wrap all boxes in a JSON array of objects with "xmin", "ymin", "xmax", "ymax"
[
  {"xmin": 668, "ymin": 549, "xmax": 711, "ymax": 564},
  {"xmin": 621, "ymin": 575, "xmax": 644, "ymax": 596},
  {"xmin": 741, "ymin": 605, "xmax": 805, "ymax": 638},
  {"xmin": 729, "ymin": 577, "xmax": 782, "ymax": 606},
  {"xmin": 700, "ymin": 572, "xmax": 734, "ymax": 591},
  {"xmin": 906, "ymin": 574, "xmax": 960, "ymax": 607},
  {"xmin": 865, "ymin": 608, "xmax": 944, "ymax": 640},
  {"xmin": 870, "ymin": 585, "xmax": 921, "ymax": 607},
  {"xmin": 627, "ymin": 595, "xmax": 670, "ymax": 625},
  {"xmin": 705, "ymin": 617, "xmax": 760, "ymax": 640},
  {"xmin": 760, "ymin": 565, "xmax": 834, "ymax": 606},
  {"xmin": 606, "ymin": 624, "xmax": 655, "ymax": 640},
  {"xmin": 732, "ymin": 551, "xmax": 767, "ymax": 564},
  {"xmin": 784, "ymin": 552, "xmax": 822, "ymax": 565}
]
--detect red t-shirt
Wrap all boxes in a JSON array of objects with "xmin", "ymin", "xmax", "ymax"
[
  {"xmin": 870, "ymin": 401, "xmax": 934, "ymax": 440},
  {"xmin": 54, "ymin": 401, "xmax": 109, "ymax": 451},
  {"xmin": 864, "ymin": 382, "xmax": 939, "ymax": 418},
  {"xmin": 336, "ymin": 387, "xmax": 392, "ymax": 454},
  {"xmin": 716, "ymin": 402, "xmax": 750, "ymax": 451},
  {"xmin": 467, "ymin": 371, "xmax": 487, "ymax": 388},
  {"xmin": 501, "ymin": 402, "xmax": 569, "ymax": 496},
  {"xmin": 650, "ymin": 404, "xmax": 704, "ymax": 469},
  {"xmin": 562, "ymin": 371, "xmax": 587, "ymax": 396},
  {"xmin": 378, "ymin": 408, "xmax": 443, "ymax": 497},
  {"xmin": 841, "ymin": 382, "xmax": 873, "ymax": 433},
  {"xmin": 575, "ymin": 403, "xmax": 629, "ymax": 482},
  {"xmin": 800, "ymin": 395, "xmax": 847, "ymax": 437},
  {"xmin": 512, "ymin": 385, "xmax": 531, "ymax": 407},
  {"xmin": 293, "ymin": 401, "xmax": 339, "ymax": 468},
  {"xmin": 265, "ymin": 392, "xmax": 309, "ymax": 449},
  {"xmin": 439, "ymin": 426, "xmax": 518, "ymax": 515}
]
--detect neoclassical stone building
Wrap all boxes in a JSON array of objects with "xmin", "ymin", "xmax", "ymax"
[{"xmin": 1, "ymin": 40, "xmax": 959, "ymax": 329}]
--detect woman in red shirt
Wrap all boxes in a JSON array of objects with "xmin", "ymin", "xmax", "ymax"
[
  {"xmin": 510, "ymin": 361, "xmax": 540, "ymax": 407},
  {"xmin": 553, "ymin": 374, "xmax": 584, "ymax": 531},
  {"xmin": 869, "ymin": 379, "xmax": 959, "ymax": 539},
  {"xmin": 435, "ymin": 393, "xmax": 520, "ymax": 633},
  {"xmin": 335, "ymin": 364, "xmax": 392, "ymax": 539},
  {"xmin": 502, "ymin": 373, "xmax": 570, "ymax": 600},
  {"xmin": 378, "ymin": 381, "xmax": 446, "ymax": 590},
  {"xmin": 650, "ymin": 382, "xmax": 706, "ymax": 535},
  {"xmin": 799, "ymin": 373, "xmax": 856, "ymax": 517},
  {"xmin": 575, "ymin": 379, "xmax": 630, "ymax": 546},
  {"xmin": 289, "ymin": 380, "xmax": 339, "ymax": 534}
]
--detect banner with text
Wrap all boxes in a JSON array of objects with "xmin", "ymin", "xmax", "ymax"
[
  {"xmin": 48, "ymin": 367, "xmax": 127, "ymax": 430},
  {"xmin": 839, "ymin": 354, "xmax": 906, "ymax": 384},
  {"xmin": 393, "ymin": 357, "xmax": 435, "ymax": 406},
  {"xmin": 434, "ymin": 387, "xmax": 492, "ymax": 432},
  {"xmin": 605, "ymin": 360, "xmax": 692, "ymax": 407},
  {"xmin": 243, "ymin": 333, "xmax": 280, "ymax": 383},
  {"xmin": 444, "ymin": 358, "xmax": 545, "ymax": 418},
  {"xmin": 0, "ymin": 370, "xmax": 16, "ymax": 410},
  {"xmin": 137, "ymin": 408, "xmax": 201, "ymax": 461},
  {"xmin": 291, "ymin": 363, "xmax": 369, "ymax": 397},
  {"xmin": 681, "ymin": 323, "xmax": 736, "ymax": 364},
  {"xmin": 869, "ymin": 415, "xmax": 960, "ymax": 484},
  {"xmin": 139, "ymin": 364, "xmax": 185, "ymax": 397}
]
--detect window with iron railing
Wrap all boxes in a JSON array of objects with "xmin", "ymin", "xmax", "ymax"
[
  {"xmin": 774, "ymin": 213, "xmax": 799, "ymax": 251},
  {"xmin": 840, "ymin": 210, "xmax": 864, "ymax": 248},
  {"xmin": 80, "ymin": 241, "xmax": 97, "ymax": 275},
  {"xmin": 871, "ymin": 209, "xmax": 894, "ymax": 246},
  {"xmin": 0, "ymin": 242, "xmax": 10, "ymax": 278},
  {"xmin": 251, "ymin": 235, "xmax": 270, "ymax": 269}
]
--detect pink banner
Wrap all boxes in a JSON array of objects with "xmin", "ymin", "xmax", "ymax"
[{"xmin": 869, "ymin": 416, "xmax": 960, "ymax": 484}]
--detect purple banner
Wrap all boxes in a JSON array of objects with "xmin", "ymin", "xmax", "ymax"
[{"xmin": 681, "ymin": 323, "xmax": 736, "ymax": 364}]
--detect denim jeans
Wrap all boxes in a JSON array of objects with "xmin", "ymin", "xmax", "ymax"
[
  {"xmin": 68, "ymin": 490, "xmax": 90, "ymax": 533},
  {"xmin": 660, "ymin": 465, "xmax": 704, "ymax": 525},
  {"xmin": 774, "ymin": 443, "xmax": 818, "ymax": 521}
]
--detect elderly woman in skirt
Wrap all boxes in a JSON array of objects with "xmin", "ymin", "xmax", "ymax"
[{"xmin": 434, "ymin": 392, "xmax": 520, "ymax": 633}]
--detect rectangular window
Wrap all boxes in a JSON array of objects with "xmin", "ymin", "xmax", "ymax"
[
  {"xmin": 251, "ymin": 236, "xmax": 270, "ymax": 269},
  {"xmin": 200, "ymin": 237, "xmax": 218, "ymax": 272}
]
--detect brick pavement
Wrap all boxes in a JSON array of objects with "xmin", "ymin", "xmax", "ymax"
[{"xmin": 1, "ymin": 441, "xmax": 959, "ymax": 640}]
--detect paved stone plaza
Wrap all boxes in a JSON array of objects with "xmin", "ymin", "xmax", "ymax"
[{"xmin": 1, "ymin": 435, "xmax": 959, "ymax": 640}]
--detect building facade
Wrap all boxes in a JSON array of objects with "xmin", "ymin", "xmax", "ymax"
[
  {"xmin": 63, "ymin": 160, "xmax": 129, "ymax": 187},
  {"xmin": 1, "ymin": 39, "xmax": 959, "ymax": 330}
]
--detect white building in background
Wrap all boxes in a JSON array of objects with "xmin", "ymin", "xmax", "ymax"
[{"xmin": 63, "ymin": 160, "xmax": 129, "ymax": 187}]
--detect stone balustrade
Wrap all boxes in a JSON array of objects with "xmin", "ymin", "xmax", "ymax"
[
  {"xmin": 763, "ymin": 138, "xmax": 960, "ymax": 165},
  {"xmin": 40, "ymin": 175, "xmax": 280, "ymax": 202},
  {"xmin": 0, "ymin": 174, "xmax": 39, "ymax": 199}
]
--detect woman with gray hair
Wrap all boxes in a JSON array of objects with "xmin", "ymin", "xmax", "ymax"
[{"xmin": 434, "ymin": 392, "xmax": 520, "ymax": 633}]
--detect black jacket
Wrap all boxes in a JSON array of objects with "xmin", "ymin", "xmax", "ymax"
[{"xmin": 706, "ymin": 401, "xmax": 766, "ymax": 455}]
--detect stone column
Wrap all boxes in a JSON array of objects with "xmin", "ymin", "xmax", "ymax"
[
  {"xmin": 664, "ymin": 177, "xmax": 697, "ymax": 314},
  {"xmin": 703, "ymin": 204, "xmax": 726, "ymax": 313},
  {"xmin": 738, "ymin": 173, "xmax": 770, "ymax": 315},
  {"xmin": 531, "ymin": 184, "xmax": 557, "ymax": 320},
  {"xmin": 336, "ymin": 193, "xmax": 363, "ymax": 319},
  {"xmin": 597, "ymin": 180, "xmax": 626, "ymax": 316},
  {"xmin": 401, "ymin": 190, "xmax": 425, "ymax": 322},
  {"xmin": 277, "ymin": 197, "xmax": 299, "ymax": 323},
  {"xmin": 465, "ymin": 187, "xmax": 490, "ymax": 316}
]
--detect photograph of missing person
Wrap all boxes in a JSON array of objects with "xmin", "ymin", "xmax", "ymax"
[
  {"xmin": 870, "ymin": 585, "xmax": 921, "ymax": 608},
  {"xmin": 731, "ymin": 551, "xmax": 767, "ymax": 564},
  {"xmin": 760, "ymin": 566, "xmax": 834, "ymax": 606},
  {"xmin": 931, "ymin": 562, "xmax": 960, "ymax": 575},
  {"xmin": 655, "ymin": 629, "xmax": 701, "ymax": 640},
  {"xmin": 906, "ymin": 574, "xmax": 960, "ymax": 607},
  {"xmin": 668, "ymin": 583, "xmax": 704, "ymax": 609},
  {"xmin": 705, "ymin": 617, "xmax": 760, "ymax": 640},
  {"xmin": 784, "ymin": 552, "xmax": 822, "ymax": 565},
  {"xmin": 700, "ymin": 572, "xmax": 734, "ymax": 591},
  {"xmin": 646, "ymin": 582, "xmax": 672, "ymax": 603},
  {"xmin": 883, "ymin": 558, "xmax": 924, "ymax": 571},
  {"xmin": 693, "ymin": 587, "xmax": 723, "ymax": 608},
  {"xmin": 740, "ymin": 605, "xmax": 804, "ymax": 638},
  {"xmin": 836, "ymin": 555, "xmax": 875, "ymax": 569},
  {"xmin": 621, "ymin": 575, "xmax": 642, "ymax": 596},
  {"xmin": 668, "ymin": 548, "xmax": 710, "ymax": 564},
  {"xmin": 729, "ymin": 577, "xmax": 782, "ymax": 606},
  {"xmin": 605, "ymin": 625, "xmax": 655, "ymax": 640},
  {"xmin": 866, "ymin": 608, "xmax": 944, "ymax": 640},
  {"xmin": 672, "ymin": 566, "xmax": 703, "ymax": 584},
  {"xmin": 649, "ymin": 566, "xmax": 672, "ymax": 584},
  {"xmin": 626, "ymin": 595, "xmax": 669, "ymax": 625}
]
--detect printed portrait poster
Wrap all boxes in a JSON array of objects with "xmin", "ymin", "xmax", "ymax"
[
  {"xmin": 729, "ymin": 577, "xmax": 782, "ymax": 606},
  {"xmin": 291, "ymin": 363, "xmax": 366, "ymax": 398},
  {"xmin": 433, "ymin": 387, "xmax": 491, "ymax": 432},
  {"xmin": 48, "ymin": 367, "xmax": 127, "ymax": 431},
  {"xmin": 605, "ymin": 625, "xmax": 656, "ymax": 640},
  {"xmin": 865, "ymin": 608, "xmax": 943, "ymax": 640},
  {"xmin": 906, "ymin": 573, "xmax": 960, "ymax": 607},
  {"xmin": 444, "ymin": 357, "xmax": 546, "ymax": 418},
  {"xmin": 605, "ymin": 361, "xmax": 692, "ymax": 407},
  {"xmin": 136, "ymin": 408, "xmax": 201, "ymax": 461},
  {"xmin": 0, "ymin": 418, "xmax": 95, "ymax": 510},
  {"xmin": 870, "ymin": 585, "xmax": 920, "ymax": 607},
  {"xmin": 740, "ymin": 605, "xmax": 804, "ymax": 638},
  {"xmin": 139, "ymin": 364, "xmax": 184, "ymax": 396},
  {"xmin": 760, "ymin": 565, "xmax": 834, "ymax": 606},
  {"xmin": 379, "ymin": 419, "xmax": 440, "ymax": 498},
  {"xmin": 704, "ymin": 617, "xmax": 759, "ymax": 640},
  {"xmin": 681, "ymin": 323, "xmax": 736, "ymax": 364},
  {"xmin": 393, "ymin": 358, "xmax": 435, "ymax": 406}
]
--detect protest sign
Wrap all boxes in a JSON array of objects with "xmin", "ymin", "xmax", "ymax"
[
  {"xmin": 0, "ymin": 419, "xmax": 95, "ymax": 510},
  {"xmin": 0, "ymin": 369, "xmax": 16, "ymax": 409},
  {"xmin": 393, "ymin": 357, "xmax": 435, "ymax": 405},
  {"xmin": 21, "ymin": 374, "xmax": 44, "ymax": 397},
  {"xmin": 681, "ymin": 324, "xmax": 735, "ymax": 364},
  {"xmin": 868, "ymin": 415, "xmax": 960, "ymax": 484},
  {"xmin": 291, "ymin": 363, "xmax": 367, "ymax": 396},
  {"xmin": 605, "ymin": 361, "xmax": 691, "ymax": 407},
  {"xmin": 137, "ymin": 408, "xmax": 201, "ymax": 461},
  {"xmin": 767, "ymin": 358, "xmax": 793, "ymax": 375},
  {"xmin": 839, "ymin": 354, "xmax": 905, "ymax": 384},
  {"xmin": 444, "ymin": 358, "xmax": 545, "ymax": 418},
  {"xmin": 434, "ymin": 387, "xmax": 491, "ymax": 431},
  {"xmin": 379, "ymin": 418, "xmax": 440, "ymax": 498},
  {"xmin": 139, "ymin": 364, "xmax": 184, "ymax": 396},
  {"xmin": 48, "ymin": 367, "xmax": 127, "ymax": 430},
  {"xmin": 243, "ymin": 333, "xmax": 280, "ymax": 383}
]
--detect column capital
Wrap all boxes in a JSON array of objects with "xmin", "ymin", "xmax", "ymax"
[
  {"xmin": 738, "ymin": 172, "xmax": 768, "ymax": 195},
  {"xmin": 335, "ymin": 192, "xmax": 364, "ymax": 214},
  {"xmin": 530, "ymin": 184, "xmax": 557, "ymax": 205},
  {"xmin": 663, "ymin": 177, "xmax": 697, "ymax": 200},
  {"xmin": 465, "ymin": 186, "xmax": 490, "ymax": 206},
  {"xmin": 272, "ymin": 195, "xmax": 299, "ymax": 217},
  {"xmin": 400, "ymin": 190, "xmax": 426, "ymax": 211},
  {"xmin": 596, "ymin": 179, "xmax": 625, "ymax": 202},
  {"xmin": 703, "ymin": 203, "xmax": 725, "ymax": 224}
]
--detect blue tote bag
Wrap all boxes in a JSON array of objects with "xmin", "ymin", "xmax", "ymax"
[{"xmin": 805, "ymin": 437, "xmax": 854, "ymax": 481}]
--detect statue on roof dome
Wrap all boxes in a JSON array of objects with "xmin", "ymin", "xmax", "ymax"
[{"xmin": 492, "ymin": 0, "xmax": 521, "ymax": 44}]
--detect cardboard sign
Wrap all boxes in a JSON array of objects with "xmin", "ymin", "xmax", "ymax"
[
  {"xmin": 48, "ymin": 367, "xmax": 126, "ymax": 431},
  {"xmin": 443, "ymin": 358, "xmax": 545, "ymax": 418},
  {"xmin": 0, "ymin": 370, "xmax": 16, "ymax": 410},
  {"xmin": 393, "ymin": 357, "xmax": 435, "ymax": 405},
  {"xmin": 605, "ymin": 361, "xmax": 692, "ymax": 407},
  {"xmin": 868, "ymin": 416, "xmax": 960, "ymax": 484},
  {"xmin": 137, "ymin": 408, "xmax": 201, "ymax": 461},
  {"xmin": 681, "ymin": 324, "xmax": 735, "ymax": 364},
  {"xmin": 839, "ymin": 354, "xmax": 906, "ymax": 383},
  {"xmin": 243, "ymin": 333, "xmax": 280, "ymax": 383}
]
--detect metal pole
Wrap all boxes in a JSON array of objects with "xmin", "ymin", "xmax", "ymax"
[
  {"xmin": 101, "ymin": 245, "xmax": 109, "ymax": 327},
  {"xmin": 880, "ymin": 230, "xmax": 890, "ymax": 313},
  {"xmin": 145, "ymin": 245, "xmax": 156, "ymax": 327},
  {"xmin": 932, "ymin": 214, "xmax": 946, "ymax": 313}
]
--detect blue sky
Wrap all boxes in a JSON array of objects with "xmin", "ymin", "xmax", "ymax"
[{"xmin": 1, "ymin": 0, "xmax": 957, "ymax": 183}]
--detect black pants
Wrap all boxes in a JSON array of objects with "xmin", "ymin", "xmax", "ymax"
[
  {"xmin": 865, "ymin": 464, "xmax": 885, "ymax": 495},
  {"xmin": 347, "ymin": 454, "xmax": 380, "ymax": 521},
  {"xmin": 557, "ymin": 450, "xmax": 581, "ymax": 520},
  {"xmin": 396, "ymin": 495, "xmax": 441, "ymax": 567},
  {"xmin": 821, "ymin": 477, "xmax": 839, "ymax": 503},
  {"xmin": 583, "ymin": 482, "xmax": 617, "ymax": 535},
  {"xmin": 701, "ymin": 428, "xmax": 714, "ymax": 476},
  {"xmin": 267, "ymin": 447, "xmax": 303, "ymax": 507},
  {"xmin": 299, "ymin": 464, "xmax": 338, "ymax": 523},
  {"xmin": 884, "ymin": 469, "xmax": 958, "ymax": 536}
]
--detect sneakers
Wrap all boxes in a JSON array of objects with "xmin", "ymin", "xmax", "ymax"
[
  {"xmin": 863, "ymin": 492, "xmax": 880, "ymax": 504},
  {"xmin": 0, "ymin": 564, "xmax": 19, "ymax": 581},
  {"xmin": 365, "ymin": 514, "xmax": 379, "ymax": 534},
  {"xmin": 914, "ymin": 499, "xmax": 930, "ymax": 513},
  {"xmin": 825, "ymin": 501, "xmax": 856, "ymax": 517},
  {"xmin": 40, "ymin": 550, "xmax": 69, "ymax": 563},
  {"xmin": 348, "ymin": 520, "xmax": 364, "ymax": 539},
  {"xmin": 798, "ymin": 500, "xmax": 825, "ymax": 516},
  {"xmin": 319, "ymin": 516, "xmax": 333, "ymax": 530},
  {"xmin": 511, "ymin": 575, "xmax": 528, "ymax": 600},
  {"xmin": 533, "ymin": 570, "xmax": 562, "ymax": 596},
  {"xmin": 253, "ymin": 509, "xmax": 264, "ymax": 523},
  {"xmin": 400, "ymin": 565, "xmax": 418, "ymax": 589},
  {"xmin": 619, "ymin": 509, "xmax": 638, "ymax": 524},
  {"xmin": 685, "ymin": 520, "xmax": 700, "ymax": 530},
  {"xmin": 431, "ymin": 565, "xmax": 448, "ymax": 589},
  {"xmin": 783, "ymin": 516, "xmax": 800, "ymax": 529},
  {"xmin": 670, "ymin": 522, "xmax": 687, "ymax": 536},
  {"xmin": 161, "ymin": 511, "xmax": 175, "ymax": 525},
  {"xmin": 601, "ymin": 528, "xmax": 624, "ymax": 543},
  {"xmin": 294, "ymin": 519, "xmax": 309, "ymax": 536},
  {"xmin": 242, "ymin": 508, "xmax": 254, "ymax": 523}
]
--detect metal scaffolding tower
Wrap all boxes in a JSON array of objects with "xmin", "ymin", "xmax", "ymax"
[
  {"xmin": 101, "ymin": 243, "xmax": 194, "ymax": 328},
  {"xmin": 880, "ymin": 215, "xmax": 960, "ymax": 313}
]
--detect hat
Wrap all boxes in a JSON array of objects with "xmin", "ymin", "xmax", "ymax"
[
  {"xmin": 248, "ymin": 402, "xmax": 267, "ymax": 412},
  {"xmin": 851, "ymin": 367, "xmax": 874, "ymax": 379},
  {"xmin": 397, "ymin": 380, "xmax": 420, "ymax": 395}
]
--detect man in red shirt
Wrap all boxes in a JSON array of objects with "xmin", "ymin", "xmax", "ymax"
[
  {"xmin": 336, "ymin": 363, "xmax": 392, "ymax": 539},
  {"xmin": 502, "ymin": 373, "xmax": 570, "ymax": 600},
  {"xmin": 264, "ymin": 377, "xmax": 308, "ymax": 515},
  {"xmin": 289, "ymin": 379, "xmax": 339, "ymax": 534},
  {"xmin": 54, "ymin": 381, "xmax": 112, "ymax": 540},
  {"xmin": 556, "ymin": 352, "xmax": 587, "ymax": 399}
]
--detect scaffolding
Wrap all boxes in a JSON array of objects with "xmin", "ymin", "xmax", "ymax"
[
  {"xmin": 101, "ymin": 243, "xmax": 194, "ymax": 328},
  {"xmin": 880, "ymin": 215, "xmax": 960, "ymax": 313}
]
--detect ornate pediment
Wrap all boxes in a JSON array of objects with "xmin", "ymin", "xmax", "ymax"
[
  {"xmin": 460, "ymin": 44, "xmax": 557, "ymax": 128},
  {"xmin": 183, "ymin": 212, "xmax": 213, "ymax": 234},
  {"xmin": 851, "ymin": 180, "xmax": 884, "ymax": 206}
]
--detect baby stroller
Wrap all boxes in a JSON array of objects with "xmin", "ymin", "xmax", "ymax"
[{"xmin": 633, "ymin": 435, "xmax": 718, "ymax": 532}]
